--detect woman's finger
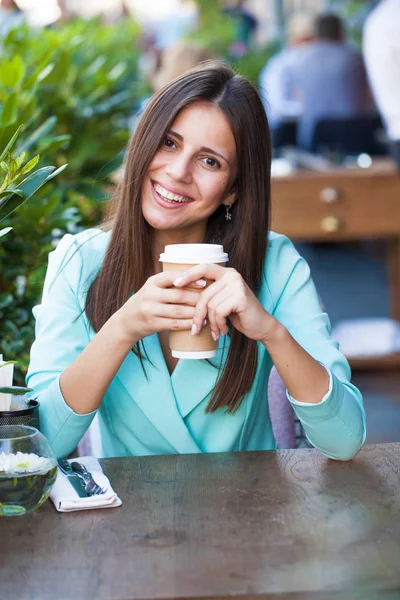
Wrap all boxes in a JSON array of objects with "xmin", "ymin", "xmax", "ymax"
[
  {"xmin": 153, "ymin": 270, "xmax": 207, "ymax": 289},
  {"xmin": 190, "ymin": 279, "xmax": 226, "ymax": 334},
  {"xmin": 157, "ymin": 317, "xmax": 194, "ymax": 332},
  {"xmin": 159, "ymin": 287, "xmax": 202, "ymax": 307},
  {"xmin": 154, "ymin": 303, "xmax": 196, "ymax": 320},
  {"xmin": 192, "ymin": 276, "xmax": 236, "ymax": 333},
  {"xmin": 173, "ymin": 264, "xmax": 229, "ymax": 287},
  {"xmin": 207, "ymin": 290, "xmax": 234, "ymax": 338}
]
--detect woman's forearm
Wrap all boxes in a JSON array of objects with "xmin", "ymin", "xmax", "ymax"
[
  {"xmin": 60, "ymin": 312, "xmax": 137, "ymax": 414},
  {"xmin": 262, "ymin": 320, "xmax": 329, "ymax": 404}
]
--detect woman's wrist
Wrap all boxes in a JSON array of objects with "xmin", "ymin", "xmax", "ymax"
[
  {"xmin": 260, "ymin": 315, "xmax": 288, "ymax": 348},
  {"xmin": 107, "ymin": 309, "xmax": 140, "ymax": 350}
]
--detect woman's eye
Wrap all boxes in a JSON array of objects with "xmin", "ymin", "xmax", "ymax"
[
  {"xmin": 163, "ymin": 137, "xmax": 175, "ymax": 149},
  {"xmin": 203, "ymin": 157, "xmax": 220, "ymax": 168}
]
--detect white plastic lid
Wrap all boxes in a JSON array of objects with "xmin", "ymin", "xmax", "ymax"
[
  {"xmin": 171, "ymin": 349, "xmax": 217, "ymax": 359},
  {"xmin": 159, "ymin": 244, "xmax": 229, "ymax": 264}
]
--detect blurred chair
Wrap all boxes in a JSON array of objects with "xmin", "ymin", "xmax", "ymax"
[
  {"xmin": 271, "ymin": 121, "xmax": 298, "ymax": 152},
  {"xmin": 77, "ymin": 430, "xmax": 92, "ymax": 457},
  {"xmin": 310, "ymin": 114, "xmax": 387, "ymax": 156},
  {"xmin": 268, "ymin": 365, "xmax": 310, "ymax": 449}
]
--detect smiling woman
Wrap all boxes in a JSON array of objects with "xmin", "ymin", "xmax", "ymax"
[
  {"xmin": 142, "ymin": 101, "xmax": 237, "ymax": 240},
  {"xmin": 26, "ymin": 61, "xmax": 366, "ymax": 462}
]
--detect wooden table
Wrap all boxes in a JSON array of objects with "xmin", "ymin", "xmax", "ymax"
[
  {"xmin": 1, "ymin": 444, "xmax": 400, "ymax": 600},
  {"xmin": 271, "ymin": 160, "xmax": 400, "ymax": 369}
]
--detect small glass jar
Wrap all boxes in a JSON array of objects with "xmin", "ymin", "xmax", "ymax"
[{"xmin": 0, "ymin": 425, "xmax": 57, "ymax": 516}]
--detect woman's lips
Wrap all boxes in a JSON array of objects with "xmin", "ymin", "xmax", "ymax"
[{"xmin": 151, "ymin": 181, "xmax": 194, "ymax": 210}]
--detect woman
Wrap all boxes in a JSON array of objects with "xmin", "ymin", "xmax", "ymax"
[{"xmin": 27, "ymin": 61, "xmax": 366, "ymax": 460}]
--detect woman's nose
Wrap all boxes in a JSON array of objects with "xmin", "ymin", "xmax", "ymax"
[{"xmin": 165, "ymin": 154, "xmax": 192, "ymax": 183}]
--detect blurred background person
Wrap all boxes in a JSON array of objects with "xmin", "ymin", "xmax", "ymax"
[
  {"xmin": 258, "ymin": 11, "xmax": 315, "ymax": 150},
  {"xmin": 363, "ymin": 0, "xmax": 400, "ymax": 168},
  {"xmin": 223, "ymin": 0, "xmax": 258, "ymax": 57},
  {"xmin": 149, "ymin": 0, "xmax": 198, "ymax": 54},
  {"xmin": 53, "ymin": 0, "xmax": 71, "ymax": 24},
  {"xmin": 0, "ymin": 0, "xmax": 24, "ymax": 37},
  {"xmin": 292, "ymin": 13, "xmax": 372, "ymax": 151},
  {"xmin": 150, "ymin": 39, "xmax": 213, "ymax": 91}
]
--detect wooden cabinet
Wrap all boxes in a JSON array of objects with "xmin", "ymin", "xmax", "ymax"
[
  {"xmin": 271, "ymin": 161, "xmax": 400, "ymax": 369},
  {"xmin": 271, "ymin": 164, "xmax": 400, "ymax": 241}
]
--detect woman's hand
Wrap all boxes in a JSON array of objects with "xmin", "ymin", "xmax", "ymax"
[
  {"xmin": 116, "ymin": 271, "xmax": 206, "ymax": 343},
  {"xmin": 173, "ymin": 264, "xmax": 280, "ymax": 342}
]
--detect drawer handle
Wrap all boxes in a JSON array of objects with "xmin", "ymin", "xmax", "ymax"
[
  {"xmin": 320, "ymin": 216, "xmax": 343, "ymax": 232},
  {"xmin": 320, "ymin": 187, "xmax": 340, "ymax": 203}
]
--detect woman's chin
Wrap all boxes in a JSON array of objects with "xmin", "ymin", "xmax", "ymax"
[{"xmin": 142, "ymin": 209, "xmax": 178, "ymax": 231}]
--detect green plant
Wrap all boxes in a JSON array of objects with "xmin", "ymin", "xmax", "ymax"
[
  {"xmin": 0, "ymin": 18, "xmax": 141, "ymax": 384},
  {"xmin": 0, "ymin": 126, "xmax": 66, "ymax": 239}
]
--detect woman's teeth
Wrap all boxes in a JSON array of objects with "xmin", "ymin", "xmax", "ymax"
[{"xmin": 154, "ymin": 182, "xmax": 191, "ymax": 203}]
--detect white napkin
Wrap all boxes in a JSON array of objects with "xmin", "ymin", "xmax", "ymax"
[{"xmin": 50, "ymin": 456, "xmax": 122, "ymax": 512}]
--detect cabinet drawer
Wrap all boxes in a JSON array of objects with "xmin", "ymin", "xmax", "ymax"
[{"xmin": 271, "ymin": 171, "xmax": 400, "ymax": 241}]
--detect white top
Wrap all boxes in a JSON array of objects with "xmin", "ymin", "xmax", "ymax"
[{"xmin": 363, "ymin": 0, "xmax": 400, "ymax": 141}]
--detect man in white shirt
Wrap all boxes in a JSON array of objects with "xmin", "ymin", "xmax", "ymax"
[
  {"xmin": 363, "ymin": 0, "xmax": 400, "ymax": 167},
  {"xmin": 258, "ymin": 12, "xmax": 315, "ymax": 134}
]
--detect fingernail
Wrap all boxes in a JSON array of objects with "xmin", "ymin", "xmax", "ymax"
[
  {"xmin": 211, "ymin": 331, "xmax": 219, "ymax": 341},
  {"xmin": 203, "ymin": 319, "xmax": 207, "ymax": 326},
  {"xmin": 196, "ymin": 279, "xmax": 207, "ymax": 287},
  {"xmin": 191, "ymin": 324, "xmax": 198, "ymax": 335},
  {"xmin": 173, "ymin": 277, "xmax": 183, "ymax": 286}
]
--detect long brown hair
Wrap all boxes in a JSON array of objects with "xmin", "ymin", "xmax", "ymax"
[{"xmin": 86, "ymin": 60, "xmax": 272, "ymax": 413}]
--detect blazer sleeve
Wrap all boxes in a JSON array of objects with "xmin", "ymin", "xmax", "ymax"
[
  {"xmin": 264, "ymin": 233, "xmax": 366, "ymax": 460},
  {"xmin": 26, "ymin": 233, "xmax": 98, "ymax": 458}
]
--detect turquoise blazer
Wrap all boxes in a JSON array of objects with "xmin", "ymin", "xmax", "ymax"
[{"xmin": 27, "ymin": 229, "xmax": 366, "ymax": 460}]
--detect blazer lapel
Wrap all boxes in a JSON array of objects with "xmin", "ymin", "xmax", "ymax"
[{"xmin": 116, "ymin": 334, "xmax": 201, "ymax": 454}]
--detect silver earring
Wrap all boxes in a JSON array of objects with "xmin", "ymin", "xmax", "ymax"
[{"xmin": 225, "ymin": 203, "xmax": 232, "ymax": 221}]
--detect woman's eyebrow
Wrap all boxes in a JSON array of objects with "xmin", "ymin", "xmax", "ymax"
[{"xmin": 168, "ymin": 130, "xmax": 231, "ymax": 166}]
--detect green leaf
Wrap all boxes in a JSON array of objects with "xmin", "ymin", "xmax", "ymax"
[
  {"xmin": 0, "ymin": 55, "xmax": 26, "ymax": 88},
  {"xmin": 9, "ymin": 157, "xmax": 17, "ymax": 178},
  {"xmin": 0, "ymin": 125, "xmax": 23, "ymax": 163},
  {"xmin": 15, "ymin": 152, "xmax": 27, "ymax": 169},
  {"xmin": 0, "ymin": 386, "xmax": 32, "ymax": 395},
  {"xmin": 19, "ymin": 154, "xmax": 40, "ymax": 175},
  {"xmin": 17, "ymin": 116, "xmax": 57, "ymax": 153},
  {"xmin": 108, "ymin": 62, "xmax": 127, "ymax": 81},
  {"xmin": 4, "ymin": 320, "xmax": 19, "ymax": 338},
  {"xmin": 0, "ymin": 294, "xmax": 13, "ymax": 309},
  {"xmin": 0, "ymin": 189, "xmax": 23, "ymax": 200},
  {"xmin": 44, "ymin": 163, "xmax": 68, "ymax": 182},
  {"xmin": 0, "ymin": 167, "xmax": 55, "ymax": 221},
  {"xmin": 37, "ymin": 63, "xmax": 55, "ymax": 82},
  {"xmin": 1, "ymin": 92, "xmax": 18, "ymax": 126},
  {"xmin": 37, "ymin": 134, "xmax": 71, "ymax": 154},
  {"xmin": 0, "ymin": 361, "xmax": 17, "ymax": 368},
  {"xmin": 0, "ymin": 227, "xmax": 12, "ymax": 238}
]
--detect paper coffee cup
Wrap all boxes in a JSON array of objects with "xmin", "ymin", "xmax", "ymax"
[{"xmin": 159, "ymin": 244, "xmax": 229, "ymax": 359}]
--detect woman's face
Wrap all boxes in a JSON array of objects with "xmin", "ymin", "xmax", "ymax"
[{"xmin": 141, "ymin": 101, "xmax": 237, "ymax": 242}]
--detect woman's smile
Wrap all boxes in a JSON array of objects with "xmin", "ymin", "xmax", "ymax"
[{"xmin": 151, "ymin": 181, "xmax": 194, "ymax": 208}]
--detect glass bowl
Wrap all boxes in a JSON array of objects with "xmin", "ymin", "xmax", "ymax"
[{"xmin": 0, "ymin": 425, "xmax": 57, "ymax": 517}]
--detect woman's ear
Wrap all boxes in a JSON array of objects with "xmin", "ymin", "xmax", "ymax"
[{"xmin": 223, "ymin": 186, "xmax": 238, "ymax": 207}]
